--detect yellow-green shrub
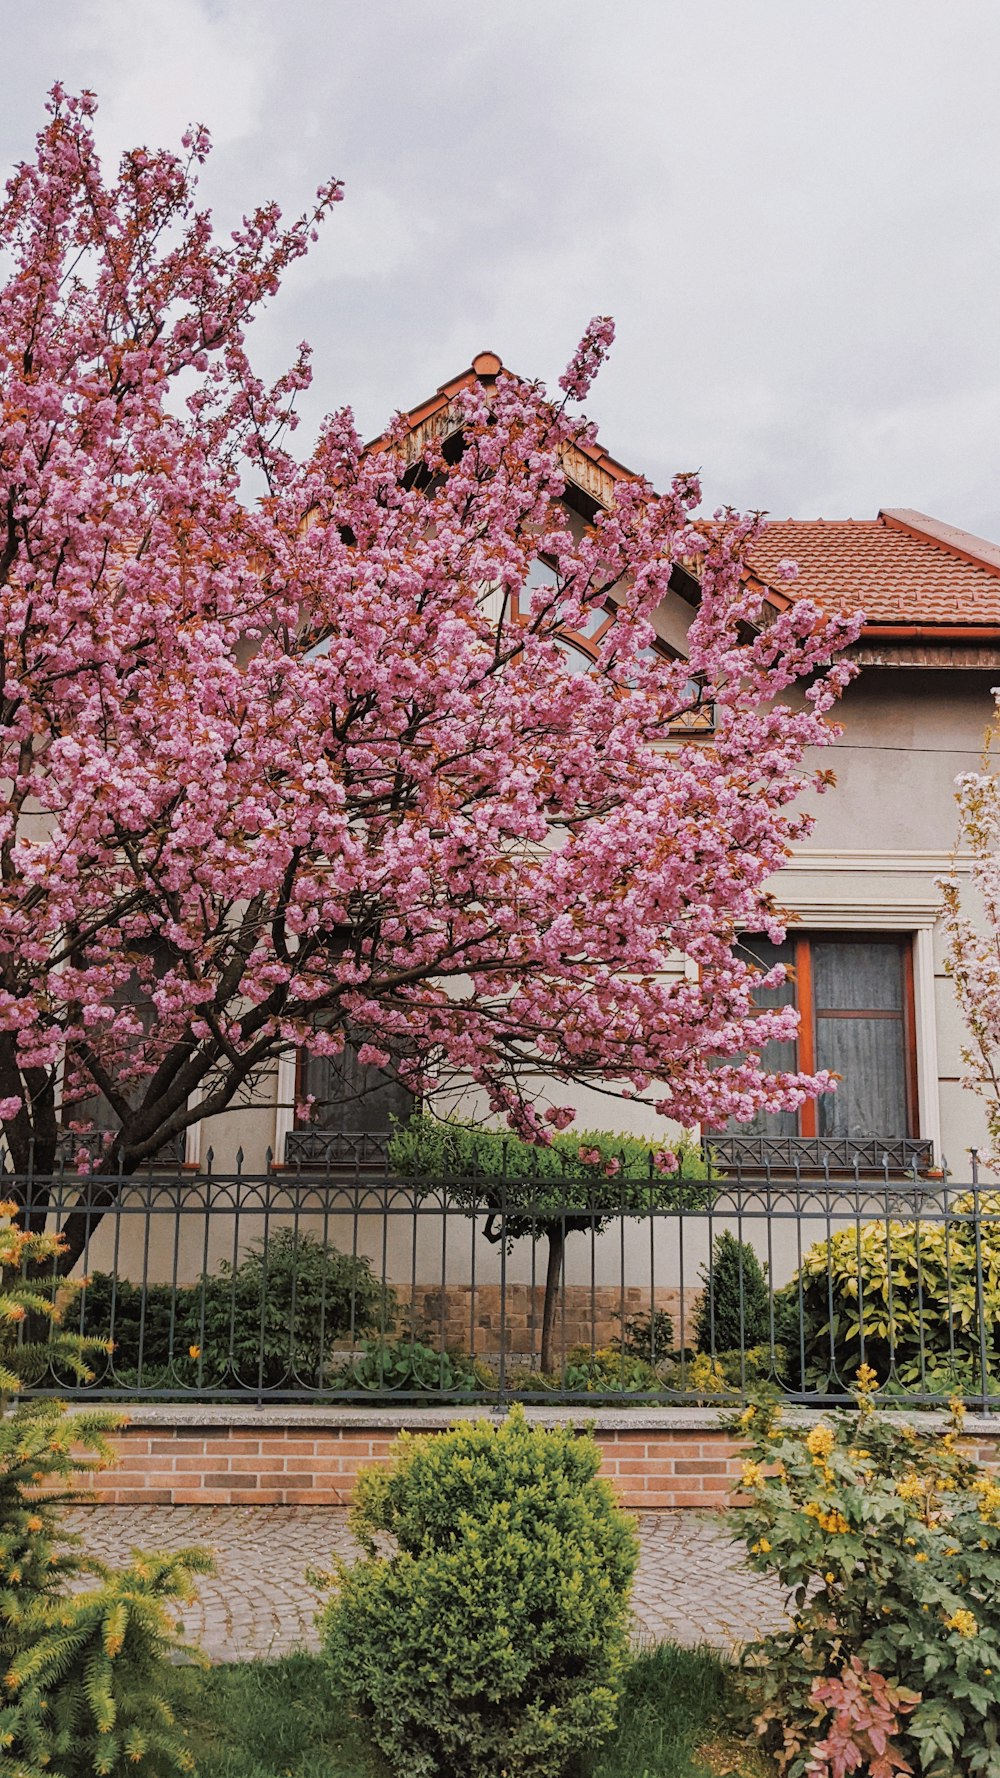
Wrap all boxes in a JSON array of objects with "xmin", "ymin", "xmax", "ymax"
[
  {"xmin": 774, "ymin": 1192, "xmax": 1000, "ymax": 1395},
  {"xmin": 317, "ymin": 1406, "xmax": 638, "ymax": 1778}
]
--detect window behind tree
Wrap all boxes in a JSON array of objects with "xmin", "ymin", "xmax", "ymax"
[
  {"xmin": 63, "ymin": 936, "xmax": 183, "ymax": 1162},
  {"xmin": 297, "ymin": 1042, "xmax": 414, "ymax": 1140},
  {"xmin": 735, "ymin": 932, "xmax": 916, "ymax": 1141}
]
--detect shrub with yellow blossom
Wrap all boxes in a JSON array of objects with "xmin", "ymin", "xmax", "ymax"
[
  {"xmin": 0, "ymin": 1204, "xmax": 210, "ymax": 1776},
  {"xmin": 732, "ymin": 1376, "xmax": 1000, "ymax": 1778}
]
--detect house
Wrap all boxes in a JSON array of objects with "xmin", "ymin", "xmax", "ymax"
[
  {"xmin": 260, "ymin": 355, "xmax": 999, "ymax": 1182},
  {"xmin": 45, "ymin": 352, "xmax": 1000, "ymax": 1371}
]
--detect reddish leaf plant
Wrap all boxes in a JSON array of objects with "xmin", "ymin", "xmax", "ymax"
[{"xmin": 806, "ymin": 1657, "xmax": 920, "ymax": 1778}]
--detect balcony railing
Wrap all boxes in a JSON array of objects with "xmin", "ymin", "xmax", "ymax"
[{"xmin": 706, "ymin": 1135, "xmax": 935, "ymax": 1176}]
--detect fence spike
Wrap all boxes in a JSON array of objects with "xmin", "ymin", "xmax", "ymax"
[{"xmin": 235, "ymin": 1146, "xmax": 244, "ymax": 1174}]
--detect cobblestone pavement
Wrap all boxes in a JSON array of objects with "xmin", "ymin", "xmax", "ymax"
[{"xmin": 64, "ymin": 1505, "xmax": 789, "ymax": 1664}]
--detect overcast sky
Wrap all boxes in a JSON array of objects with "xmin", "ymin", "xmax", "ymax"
[{"xmin": 5, "ymin": 0, "xmax": 1000, "ymax": 537}]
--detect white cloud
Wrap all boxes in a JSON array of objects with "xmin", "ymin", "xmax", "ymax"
[
  {"xmin": 71, "ymin": 0, "xmax": 270, "ymax": 153},
  {"xmin": 4, "ymin": 0, "xmax": 1000, "ymax": 539}
]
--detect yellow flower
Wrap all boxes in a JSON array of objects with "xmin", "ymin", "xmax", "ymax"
[
  {"xmin": 188, "ymin": 1344, "xmax": 201, "ymax": 1361},
  {"xmin": 824, "ymin": 1571, "xmax": 836, "ymax": 1584},
  {"xmin": 806, "ymin": 1424, "xmax": 835, "ymax": 1460},
  {"xmin": 896, "ymin": 1474, "xmax": 923, "ymax": 1501},
  {"xmin": 914, "ymin": 1551, "xmax": 928, "ymax": 1562},
  {"xmin": 741, "ymin": 1461, "xmax": 764, "ymax": 1489},
  {"xmin": 945, "ymin": 1608, "xmax": 978, "ymax": 1638},
  {"xmin": 739, "ymin": 1406, "xmax": 756, "ymax": 1429},
  {"xmin": 751, "ymin": 1537, "xmax": 772, "ymax": 1555},
  {"xmin": 855, "ymin": 1362, "xmax": 879, "ymax": 1410}
]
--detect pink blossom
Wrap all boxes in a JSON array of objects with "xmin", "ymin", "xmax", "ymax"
[
  {"xmin": 544, "ymin": 1105, "xmax": 576, "ymax": 1130},
  {"xmin": 356, "ymin": 1044, "xmax": 391, "ymax": 1070},
  {"xmin": 652, "ymin": 1148, "xmax": 678, "ymax": 1174},
  {"xmin": 0, "ymin": 89, "xmax": 861, "ymax": 1262},
  {"xmin": 559, "ymin": 316, "xmax": 616, "ymax": 400},
  {"xmin": 773, "ymin": 557, "xmax": 800, "ymax": 583}
]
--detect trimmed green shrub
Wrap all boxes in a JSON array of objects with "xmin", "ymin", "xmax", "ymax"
[
  {"xmin": 317, "ymin": 1405, "xmax": 638, "ymax": 1778},
  {"xmin": 693, "ymin": 1230, "xmax": 770, "ymax": 1355},
  {"xmin": 75, "ymin": 1230, "xmax": 391, "ymax": 1388},
  {"xmin": 773, "ymin": 1193, "xmax": 1000, "ymax": 1395}
]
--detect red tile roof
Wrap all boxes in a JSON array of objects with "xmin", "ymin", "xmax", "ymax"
[{"xmin": 748, "ymin": 510, "xmax": 1000, "ymax": 627}]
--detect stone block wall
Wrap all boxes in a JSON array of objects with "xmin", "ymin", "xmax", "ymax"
[{"xmin": 393, "ymin": 1283, "xmax": 695, "ymax": 1359}]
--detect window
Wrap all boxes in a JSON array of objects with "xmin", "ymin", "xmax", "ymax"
[
  {"xmin": 296, "ymin": 1040, "xmax": 414, "ymax": 1140},
  {"xmin": 518, "ymin": 558, "xmax": 713, "ymax": 729},
  {"xmin": 735, "ymin": 932, "xmax": 918, "ymax": 1141},
  {"xmin": 62, "ymin": 936, "xmax": 186, "ymax": 1163}
]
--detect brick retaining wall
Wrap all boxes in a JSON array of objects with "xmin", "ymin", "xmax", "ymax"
[{"xmin": 68, "ymin": 1406, "xmax": 1000, "ymax": 1512}]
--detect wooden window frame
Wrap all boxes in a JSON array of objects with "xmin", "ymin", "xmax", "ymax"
[
  {"xmin": 511, "ymin": 565, "xmax": 715, "ymax": 733},
  {"xmin": 782, "ymin": 931, "xmax": 919, "ymax": 1140}
]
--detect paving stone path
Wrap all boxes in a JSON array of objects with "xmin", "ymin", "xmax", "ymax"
[{"xmin": 64, "ymin": 1505, "xmax": 788, "ymax": 1663}]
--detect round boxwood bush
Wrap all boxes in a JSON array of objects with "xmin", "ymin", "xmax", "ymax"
[{"xmin": 317, "ymin": 1405, "xmax": 638, "ymax": 1778}]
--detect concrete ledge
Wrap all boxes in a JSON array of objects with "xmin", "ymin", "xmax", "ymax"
[{"xmin": 104, "ymin": 1400, "xmax": 1000, "ymax": 1435}]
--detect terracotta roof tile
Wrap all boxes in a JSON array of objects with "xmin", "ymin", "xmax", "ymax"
[{"xmin": 748, "ymin": 510, "xmax": 1000, "ymax": 626}]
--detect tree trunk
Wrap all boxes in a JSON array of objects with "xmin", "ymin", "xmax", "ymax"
[
  {"xmin": 56, "ymin": 1179, "xmax": 129, "ymax": 1276},
  {"xmin": 539, "ymin": 1224, "xmax": 566, "ymax": 1377}
]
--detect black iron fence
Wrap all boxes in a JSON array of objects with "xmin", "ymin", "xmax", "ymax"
[{"xmin": 5, "ymin": 1148, "xmax": 999, "ymax": 1410}]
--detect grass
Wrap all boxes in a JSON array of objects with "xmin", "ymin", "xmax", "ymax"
[{"xmin": 178, "ymin": 1643, "xmax": 773, "ymax": 1778}]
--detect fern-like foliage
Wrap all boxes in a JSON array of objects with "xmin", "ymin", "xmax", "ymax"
[
  {"xmin": 1, "ymin": 1549, "xmax": 213, "ymax": 1778},
  {"xmin": 0, "ymin": 1203, "xmax": 212, "ymax": 1776}
]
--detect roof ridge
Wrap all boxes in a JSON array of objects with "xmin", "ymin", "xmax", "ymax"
[{"xmin": 879, "ymin": 509, "xmax": 1000, "ymax": 579}]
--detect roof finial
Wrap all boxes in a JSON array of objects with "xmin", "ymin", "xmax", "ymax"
[{"xmin": 471, "ymin": 351, "xmax": 502, "ymax": 378}]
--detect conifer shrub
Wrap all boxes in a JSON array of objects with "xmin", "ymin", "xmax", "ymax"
[
  {"xmin": 317, "ymin": 1405, "xmax": 638, "ymax": 1778},
  {"xmin": 4, "ymin": 1549, "xmax": 212, "ymax": 1778},
  {"xmin": 693, "ymin": 1229, "xmax": 770, "ymax": 1354},
  {"xmin": 0, "ymin": 1203, "xmax": 210, "ymax": 1777}
]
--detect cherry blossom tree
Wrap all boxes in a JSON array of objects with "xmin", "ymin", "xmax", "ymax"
[
  {"xmin": 0, "ymin": 89, "xmax": 862, "ymax": 1268},
  {"xmin": 942, "ymin": 722, "xmax": 1000, "ymax": 1164}
]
